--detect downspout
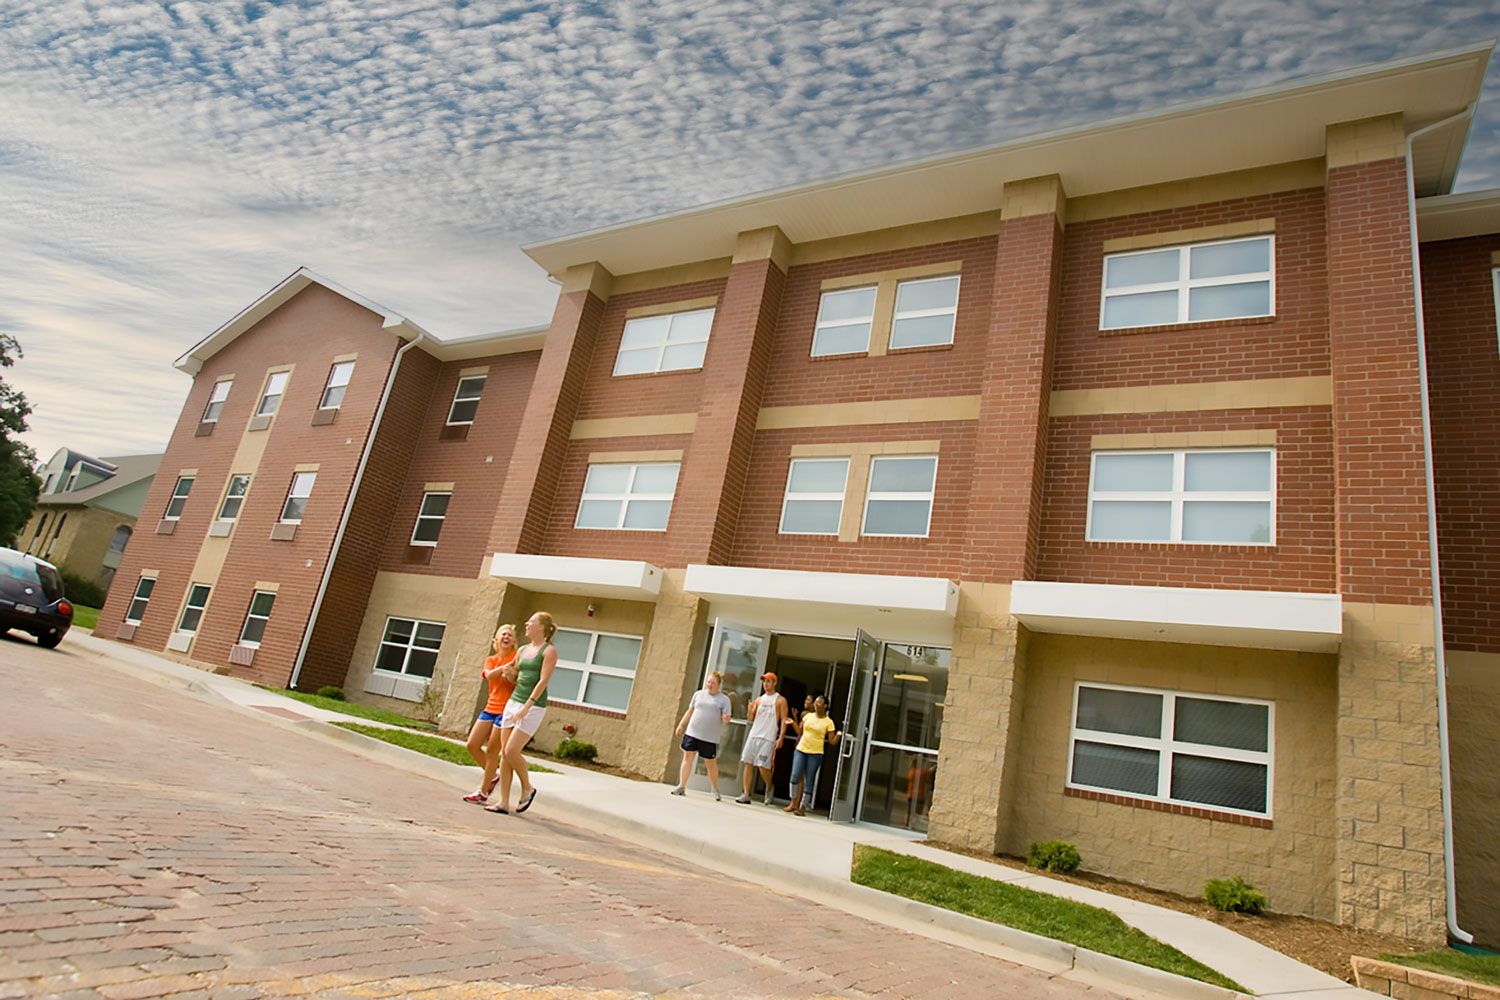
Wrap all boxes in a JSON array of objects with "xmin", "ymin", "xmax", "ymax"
[
  {"xmin": 289, "ymin": 327, "xmax": 427, "ymax": 688},
  {"xmin": 1403, "ymin": 103, "xmax": 1477, "ymax": 945}
]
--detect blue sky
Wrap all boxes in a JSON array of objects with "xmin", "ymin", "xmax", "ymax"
[{"xmin": 3, "ymin": 1, "xmax": 1499, "ymax": 460}]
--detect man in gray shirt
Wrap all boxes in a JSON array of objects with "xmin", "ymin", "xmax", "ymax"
[{"xmin": 672, "ymin": 672, "xmax": 733, "ymax": 800}]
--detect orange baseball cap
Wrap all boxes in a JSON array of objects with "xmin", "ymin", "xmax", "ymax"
[{"xmin": 761, "ymin": 672, "xmax": 778, "ymax": 685}]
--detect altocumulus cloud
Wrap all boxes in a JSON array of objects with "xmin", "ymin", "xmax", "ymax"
[{"xmin": 1, "ymin": 0, "xmax": 1498, "ymax": 455}]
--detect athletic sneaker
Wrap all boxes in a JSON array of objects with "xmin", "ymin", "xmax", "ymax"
[
  {"xmin": 735, "ymin": 794, "xmax": 752, "ymax": 804},
  {"xmin": 670, "ymin": 786, "xmax": 685, "ymax": 796},
  {"xmin": 462, "ymin": 791, "xmax": 487, "ymax": 804},
  {"xmin": 763, "ymin": 791, "xmax": 774, "ymax": 806},
  {"xmin": 713, "ymin": 789, "xmax": 722, "ymax": 801}
]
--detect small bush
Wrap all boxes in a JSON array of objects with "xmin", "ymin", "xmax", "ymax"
[
  {"xmin": 554, "ymin": 738, "xmax": 598, "ymax": 761},
  {"xmin": 316, "ymin": 686, "xmax": 347, "ymax": 701},
  {"xmin": 1204, "ymin": 876, "xmax": 1267, "ymax": 915},
  {"xmin": 1026, "ymin": 840, "xmax": 1082, "ymax": 874},
  {"xmin": 59, "ymin": 569, "xmax": 107, "ymax": 608}
]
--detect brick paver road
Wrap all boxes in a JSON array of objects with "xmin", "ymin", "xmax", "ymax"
[{"xmin": 0, "ymin": 634, "xmax": 1123, "ymax": 1000}]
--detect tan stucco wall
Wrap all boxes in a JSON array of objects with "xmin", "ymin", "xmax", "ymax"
[
  {"xmin": 21, "ymin": 506, "xmax": 135, "ymax": 588},
  {"xmin": 347, "ymin": 571, "xmax": 483, "ymax": 716},
  {"xmin": 1445, "ymin": 649, "xmax": 1500, "ymax": 948}
]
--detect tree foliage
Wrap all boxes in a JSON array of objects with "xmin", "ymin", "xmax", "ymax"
[{"xmin": 0, "ymin": 335, "xmax": 40, "ymax": 547}]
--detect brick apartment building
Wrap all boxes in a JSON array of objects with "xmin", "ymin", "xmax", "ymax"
[{"xmin": 97, "ymin": 43, "xmax": 1500, "ymax": 946}]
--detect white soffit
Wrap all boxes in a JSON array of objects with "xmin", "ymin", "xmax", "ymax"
[
  {"xmin": 1009, "ymin": 581, "xmax": 1343, "ymax": 653},
  {"xmin": 1418, "ymin": 189, "xmax": 1500, "ymax": 242},
  {"xmin": 489, "ymin": 554, "xmax": 663, "ymax": 600}
]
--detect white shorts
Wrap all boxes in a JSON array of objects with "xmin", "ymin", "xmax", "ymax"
[
  {"xmin": 741, "ymin": 736, "xmax": 776, "ymax": 768},
  {"xmin": 501, "ymin": 700, "xmax": 548, "ymax": 736}
]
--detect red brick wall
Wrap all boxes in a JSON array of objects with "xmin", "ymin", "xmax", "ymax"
[
  {"xmin": 1423, "ymin": 233, "xmax": 1500, "ymax": 651},
  {"xmin": 540, "ymin": 432, "xmax": 693, "ymax": 564}
]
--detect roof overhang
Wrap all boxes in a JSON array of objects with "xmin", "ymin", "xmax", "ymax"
[
  {"xmin": 1009, "ymin": 581, "xmax": 1343, "ymax": 653},
  {"xmin": 525, "ymin": 41, "xmax": 1491, "ymax": 280},
  {"xmin": 489, "ymin": 553, "xmax": 664, "ymax": 601},
  {"xmin": 1418, "ymin": 188, "xmax": 1500, "ymax": 242},
  {"xmin": 418, "ymin": 325, "xmax": 549, "ymax": 362}
]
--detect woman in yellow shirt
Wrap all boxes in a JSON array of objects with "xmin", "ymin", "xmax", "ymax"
[{"xmin": 785, "ymin": 693, "xmax": 840, "ymax": 816}]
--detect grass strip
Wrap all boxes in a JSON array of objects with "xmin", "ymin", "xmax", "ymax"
[
  {"xmin": 1380, "ymin": 949, "xmax": 1500, "ymax": 987},
  {"xmin": 71, "ymin": 605, "xmax": 100, "ymax": 630},
  {"xmin": 851, "ymin": 846, "xmax": 1243, "ymax": 992},
  {"xmin": 331, "ymin": 721, "xmax": 556, "ymax": 773},
  {"xmin": 261, "ymin": 687, "xmax": 438, "ymax": 730}
]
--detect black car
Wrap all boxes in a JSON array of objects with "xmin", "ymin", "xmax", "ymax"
[{"xmin": 0, "ymin": 547, "xmax": 73, "ymax": 649}]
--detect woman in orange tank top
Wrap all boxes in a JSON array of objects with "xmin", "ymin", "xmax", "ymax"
[{"xmin": 463, "ymin": 623, "xmax": 519, "ymax": 804}]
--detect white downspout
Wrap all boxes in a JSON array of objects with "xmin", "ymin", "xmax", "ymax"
[
  {"xmin": 1403, "ymin": 103, "xmax": 1476, "ymax": 945},
  {"xmin": 289, "ymin": 328, "xmax": 427, "ymax": 688}
]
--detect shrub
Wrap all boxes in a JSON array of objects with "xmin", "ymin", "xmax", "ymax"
[
  {"xmin": 59, "ymin": 569, "xmax": 107, "ymax": 608},
  {"xmin": 554, "ymin": 738, "xmax": 598, "ymax": 761},
  {"xmin": 315, "ymin": 686, "xmax": 347, "ymax": 701},
  {"xmin": 1026, "ymin": 840, "xmax": 1082, "ymax": 874},
  {"xmin": 1204, "ymin": 876, "xmax": 1267, "ymax": 915}
]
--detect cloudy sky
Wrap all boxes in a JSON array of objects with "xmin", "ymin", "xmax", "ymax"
[{"xmin": 3, "ymin": 1, "xmax": 1499, "ymax": 461}]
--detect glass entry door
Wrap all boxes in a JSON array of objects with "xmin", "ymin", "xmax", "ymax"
[
  {"xmin": 858, "ymin": 644, "xmax": 949, "ymax": 833},
  {"xmin": 696, "ymin": 619, "xmax": 771, "ymax": 795},
  {"xmin": 829, "ymin": 629, "xmax": 882, "ymax": 822}
]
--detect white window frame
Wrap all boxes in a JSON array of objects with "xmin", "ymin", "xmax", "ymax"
[
  {"xmin": 164, "ymin": 477, "xmax": 194, "ymax": 520},
  {"xmin": 176, "ymin": 584, "xmax": 212, "ymax": 636},
  {"xmin": 1492, "ymin": 268, "xmax": 1500, "ymax": 356},
  {"xmin": 279, "ymin": 472, "xmax": 316, "ymax": 524},
  {"xmin": 889, "ymin": 274, "xmax": 961, "ymax": 350},
  {"xmin": 238, "ymin": 590, "xmax": 276, "ymax": 648},
  {"xmin": 779, "ymin": 458, "xmax": 849, "ymax": 535},
  {"xmin": 319, "ymin": 362, "xmax": 355, "ymax": 410},
  {"xmin": 410, "ymin": 491, "xmax": 451, "ymax": 546},
  {"xmin": 256, "ymin": 371, "xmax": 290, "ymax": 417},
  {"xmin": 549, "ymin": 626, "xmax": 643, "ymax": 713},
  {"xmin": 811, "ymin": 286, "xmax": 876, "ymax": 357},
  {"xmin": 575, "ymin": 462, "xmax": 679, "ymax": 532},
  {"xmin": 1086, "ymin": 448, "xmax": 1276, "ymax": 545},
  {"xmin": 861, "ymin": 455, "xmax": 938, "ymax": 538},
  {"xmin": 217, "ymin": 475, "xmax": 251, "ymax": 523},
  {"xmin": 612, "ymin": 307, "xmax": 716, "ymax": 376},
  {"xmin": 125, "ymin": 576, "xmax": 155, "ymax": 624},
  {"xmin": 202, "ymin": 379, "xmax": 232, "ymax": 423},
  {"xmin": 1067, "ymin": 681, "xmax": 1274, "ymax": 819},
  {"xmin": 1099, "ymin": 235, "xmax": 1275, "ymax": 330},
  {"xmin": 446, "ymin": 375, "xmax": 487, "ymax": 425},
  {"xmin": 372, "ymin": 616, "xmax": 446, "ymax": 679}
]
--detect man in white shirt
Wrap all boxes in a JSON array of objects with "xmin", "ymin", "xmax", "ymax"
[
  {"xmin": 735, "ymin": 672, "xmax": 788, "ymax": 805},
  {"xmin": 672, "ymin": 672, "xmax": 733, "ymax": 800}
]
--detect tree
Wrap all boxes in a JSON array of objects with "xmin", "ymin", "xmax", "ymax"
[{"xmin": 0, "ymin": 334, "xmax": 40, "ymax": 547}]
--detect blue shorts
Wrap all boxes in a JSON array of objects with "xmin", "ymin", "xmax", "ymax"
[
  {"xmin": 680, "ymin": 734, "xmax": 719, "ymax": 760},
  {"xmin": 478, "ymin": 710, "xmax": 505, "ymax": 724}
]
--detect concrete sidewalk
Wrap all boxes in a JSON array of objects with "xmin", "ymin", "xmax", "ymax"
[{"xmin": 66, "ymin": 630, "xmax": 1374, "ymax": 1000}]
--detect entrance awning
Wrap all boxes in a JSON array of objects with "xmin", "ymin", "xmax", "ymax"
[
  {"xmin": 489, "ymin": 553, "xmax": 663, "ymax": 600},
  {"xmin": 1009, "ymin": 580, "xmax": 1342, "ymax": 652}
]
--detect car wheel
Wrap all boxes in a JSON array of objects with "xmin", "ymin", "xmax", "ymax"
[{"xmin": 37, "ymin": 631, "xmax": 64, "ymax": 649}]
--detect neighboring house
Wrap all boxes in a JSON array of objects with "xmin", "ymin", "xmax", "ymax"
[
  {"xmin": 20, "ymin": 449, "xmax": 160, "ymax": 590},
  {"xmin": 96, "ymin": 43, "xmax": 1500, "ymax": 948}
]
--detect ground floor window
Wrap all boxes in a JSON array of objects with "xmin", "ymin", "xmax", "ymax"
[
  {"xmin": 549, "ymin": 627, "xmax": 642, "ymax": 712},
  {"xmin": 125, "ymin": 576, "xmax": 155, "ymax": 624},
  {"xmin": 373, "ymin": 617, "xmax": 445, "ymax": 678},
  {"xmin": 1067, "ymin": 682, "xmax": 1272, "ymax": 817}
]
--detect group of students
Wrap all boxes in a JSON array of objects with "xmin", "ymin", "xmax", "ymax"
[
  {"xmin": 461, "ymin": 611, "xmax": 558, "ymax": 815},
  {"xmin": 672, "ymin": 670, "xmax": 840, "ymax": 816}
]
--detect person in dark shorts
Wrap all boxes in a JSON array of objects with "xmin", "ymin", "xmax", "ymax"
[{"xmin": 671, "ymin": 671, "xmax": 732, "ymax": 800}]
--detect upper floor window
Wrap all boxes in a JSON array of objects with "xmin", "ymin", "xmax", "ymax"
[
  {"xmin": 1087, "ymin": 449, "xmax": 1274, "ymax": 545},
  {"xmin": 202, "ymin": 379, "xmax": 232, "ymax": 422},
  {"xmin": 613, "ymin": 308, "xmax": 715, "ymax": 376},
  {"xmin": 780, "ymin": 458, "xmax": 850, "ymax": 535},
  {"xmin": 280, "ymin": 472, "xmax": 316, "ymax": 524},
  {"xmin": 447, "ymin": 375, "xmax": 486, "ymax": 425},
  {"xmin": 176, "ymin": 584, "xmax": 212, "ymax": 635},
  {"xmin": 1068, "ymin": 682, "xmax": 1272, "ymax": 818},
  {"xmin": 218, "ymin": 475, "xmax": 250, "ymax": 522},
  {"xmin": 862, "ymin": 456, "xmax": 937, "ymax": 538},
  {"xmin": 257, "ymin": 371, "xmax": 290, "ymax": 417},
  {"xmin": 1491, "ymin": 268, "xmax": 1500, "ymax": 354},
  {"xmin": 812, "ymin": 286, "xmax": 876, "ymax": 357},
  {"xmin": 550, "ymin": 627, "xmax": 643, "ymax": 713},
  {"xmin": 65, "ymin": 469, "xmax": 80, "ymax": 491},
  {"xmin": 125, "ymin": 576, "xmax": 155, "ymax": 624},
  {"xmin": 374, "ymin": 617, "xmax": 445, "ymax": 679},
  {"xmin": 164, "ymin": 477, "xmax": 194, "ymax": 520},
  {"xmin": 411, "ymin": 492, "xmax": 450, "ymax": 546},
  {"xmin": 889, "ymin": 275, "xmax": 960, "ymax": 349},
  {"xmin": 238, "ymin": 591, "xmax": 276, "ymax": 647},
  {"xmin": 319, "ymin": 362, "xmax": 355, "ymax": 410},
  {"xmin": 575, "ymin": 462, "xmax": 679, "ymax": 531},
  {"xmin": 1100, "ymin": 235, "xmax": 1273, "ymax": 330}
]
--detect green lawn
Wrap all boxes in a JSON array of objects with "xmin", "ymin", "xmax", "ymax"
[
  {"xmin": 260, "ymin": 687, "xmax": 438, "ymax": 730},
  {"xmin": 1380, "ymin": 949, "xmax": 1500, "ymax": 987},
  {"xmin": 331, "ymin": 722, "xmax": 556, "ymax": 773},
  {"xmin": 71, "ymin": 605, "xmax": 100, "ymax": 630},
  {"xmin": 850, "ymin": 846, "xmax": 1243, "ymax": 992}
]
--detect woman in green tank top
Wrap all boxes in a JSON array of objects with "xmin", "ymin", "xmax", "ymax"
[{"xmin": 486, "ymin": 611, "xmax": 557, "ymax": 815}]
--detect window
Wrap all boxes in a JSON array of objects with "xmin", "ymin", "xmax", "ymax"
[
  {"xmin": 217, "ymin": 475, "xmax": 250, "ymax": 522},
  {"xmin": 280, "ymin": 473, "xmax": 316, "ymax": 523},
  {"xmin": 125, "ymin": 577, "xmax": 155, "ymax": 624},
  {"xmin": 1492, "ymin": 268, "xmax": 1500, "ymax": 355},
  {"xmin": 549, "ymin": 627, "xmax": 643, "ymax": 712},
  {"xmin": 164, "ymin": 477, "xmax": 193, "ymax": 519},
  {"xmin": 812, "ymin": 286, "xmax": 876, "ymax": 357},
  {"xmin": 575, "ymin": 462, "xmax": 679, "ymax": 531},
  {"xmin": 108, "ymin": 525, "xmax": 132, "ymax": 553},
  {"xmin": 373, "ymin": 617, "xmax": 445, "ymax": 678},
  {"xmin": 319, "ymin": 362, "xmax": 355, "ymax": 409},
  {"xmin": 31, "ymin": 512, "xmax": 48, "ymax": 545},
  {"xmin": 613, "ymin": 307, "xmax": 716, "ymax": 376},
  {"xmin": 202, "ymin": 379, "xmax": 232, "ymax": 422},
  {"xmin": 410, "ymin": 492, "xmax": 450, "ymax": 546},
  {"xmin": 1069, "ymin": 683, "xmax": 1272, "ymax": 817},
  {"xmin": 446, "ymin": 375, "xmax": 486, "ymax": 425},
  {"xmin": 1087, "ymin": 449, "xmax": 1274, "ymax": 544},
  {"xmin": 238, "ymin": 591, "xmax": 276, "ymax": 647},
  {"xmin": 176, "ymin": 584, "xmax": 211, "ymax": 635},
  {"xmin": 1101, "ymin": 235, "xmax": 1273, "ymax": 330},
  {"xmin": 257, "ymin": 371, "xmax": 290, "ymax": 417},
  {"xmin": 862, "ymin": 456, "xmax": 937, "ymax": 537},
  {"xmin": 890, "ymin": 275, "xmax": 960, "ymax": 349},
  {"xmin": 65, "ymin": 469, "xmax": 80, "ymax": 491},
  {"xmin": 780, "ymin": 458, "xmax": 850, "ymax": 535},
  {"xmin": 43, "ymin": 513, "xmax": 66, "ymax": 558}
]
